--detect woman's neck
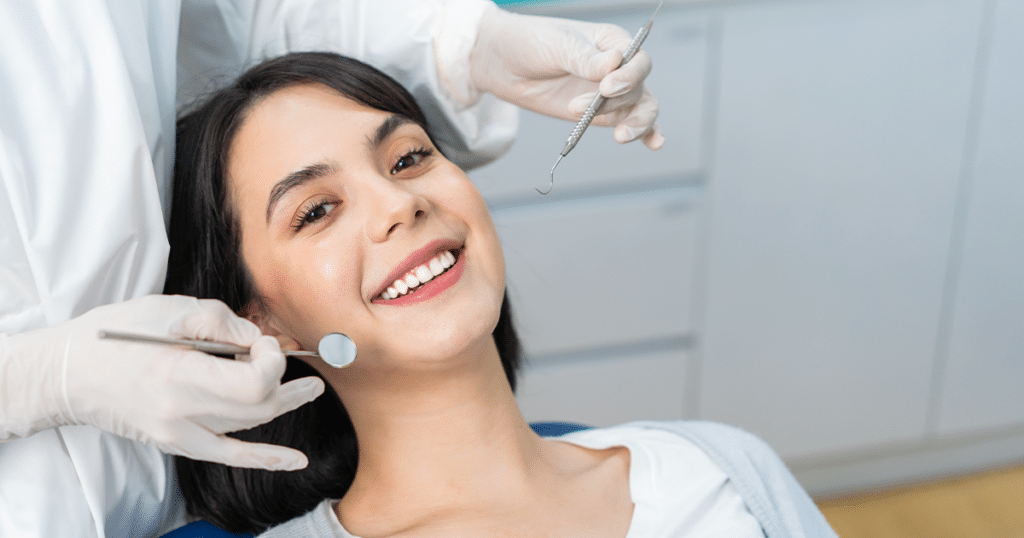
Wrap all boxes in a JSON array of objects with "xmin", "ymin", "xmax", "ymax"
[{"xmin": 333, "ymin": 341, "xmax": 546, "ymax": 529}]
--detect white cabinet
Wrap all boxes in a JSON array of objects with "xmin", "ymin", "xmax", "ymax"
[
  {"xmin": 493, "ymin": 188, "xmax": 700, "ymax": 358},
  {"xmin": 517, "ymin": 348, "xmax": 689, "ymax": 426},
  {"xmin": 936, "ymin": 0, "xmax": 1024, "ymax": 437},
  {"xmin": 696, "ymin": 0, "xmax": 986, "ymax": 459},
  {"xmin": 496, "ymin": 188, "xmax": 700, "ymax": 426}
]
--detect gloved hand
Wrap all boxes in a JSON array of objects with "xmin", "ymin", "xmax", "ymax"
[
  {"xmin": 0, "ymin": 295, "xmax": 324, "ymax": 471},
  {"xmin": 460, "ymin": 2, "xmax": 663, "ymax": 149}
]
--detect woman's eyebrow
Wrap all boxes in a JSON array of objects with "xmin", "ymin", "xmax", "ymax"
[
  {"xmin": 266, "ymin": 161, "xmax": 337, "ymax": 224},
  {"xmin": 369, "ymin": 114, "xmax": 413, "ymax": 149}
]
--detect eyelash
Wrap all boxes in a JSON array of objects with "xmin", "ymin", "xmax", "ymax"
[
  {"xmin": 291, "ymin": 198, "xmax": 337, "ymax": 232},
  {"xmin": 391, "ymin": 147, "xmax": 433, "ymax": 175},
  {"xmin": 290, "ymin": 147, "xmax": 434, "ymax": 232}
]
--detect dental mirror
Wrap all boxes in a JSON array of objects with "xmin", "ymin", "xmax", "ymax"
[
  {"xmin": 98, "ymin": 330, "xmax": 357, "ymax": 369},
  {"xmin": 316, "ymin": 332, "xmax": 357, "ymax": 368}
]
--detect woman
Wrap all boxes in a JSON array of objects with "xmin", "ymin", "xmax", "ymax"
[{"xmin": 166, "ymin": 52, "xmax": 835, "ymax": 537}]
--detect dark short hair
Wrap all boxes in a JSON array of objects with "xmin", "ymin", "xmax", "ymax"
[{"xmin": 164, "ymin": 52, "xmax": 522, "ymax": 534}]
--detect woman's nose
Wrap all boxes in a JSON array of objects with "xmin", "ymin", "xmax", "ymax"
[{"xmin": 365, "ymin": 175, "xmax": 430, "ymax": 243}]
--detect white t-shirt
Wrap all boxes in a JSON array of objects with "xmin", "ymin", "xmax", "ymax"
[{"xmin": 261, "ymin": 424, "xmax": 765, "ymax": 537}]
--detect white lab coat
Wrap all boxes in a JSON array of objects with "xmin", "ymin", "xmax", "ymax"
[{"xmin": 0, "ymin": 0, "xmax": 515, "ymax": 536}]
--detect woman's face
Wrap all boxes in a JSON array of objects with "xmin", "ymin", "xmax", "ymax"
[{"xmin": 227, "ymin": 83, "xmax": 505, "ymax": 370}]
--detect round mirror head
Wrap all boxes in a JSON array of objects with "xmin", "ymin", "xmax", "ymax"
[{"xmin": 318, "ymin": 332, "xmax": 357, "ymax": 368}]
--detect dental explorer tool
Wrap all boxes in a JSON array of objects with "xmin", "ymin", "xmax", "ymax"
[
  {"xmin": 99, "ymin": 330, "xmax": 357, "ymax": 368},
  {"xmin": 539, "ymin": 0, "xmax": 664, "ymax": 195}
]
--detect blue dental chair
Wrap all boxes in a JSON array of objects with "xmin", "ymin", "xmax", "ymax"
[{"xmin": 161, "ymin": 422, "xmax": 591, "ymax": 538}]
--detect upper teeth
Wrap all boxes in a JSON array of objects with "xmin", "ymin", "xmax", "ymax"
[{"xmin": 380, "ymin": 250, "xmax": 457, "ymax": 300}]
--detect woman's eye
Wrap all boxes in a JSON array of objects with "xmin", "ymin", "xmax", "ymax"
[
  {"xmin": 292, "ymin": 201, "xmax": 337, "ymax": 232},
  {"xmin": 390, "ymin": 147, "xmax": 433, "ymax": 175}
]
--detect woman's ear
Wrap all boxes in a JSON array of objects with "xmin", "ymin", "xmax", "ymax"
[{"xmin": 239, "ymin": 300, "xmax": 304, "ymax": 352}]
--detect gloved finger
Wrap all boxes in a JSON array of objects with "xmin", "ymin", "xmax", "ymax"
[
  {"xmin": 612, "ymin": 91, "xmax": 659, "ymax": 144},
  {"xmin": 568, "ymin": 83, "xmax": 645, "ymax": 118},
  {"xmin": 167, "ymin": 425, "xmax": 309, "ymax": 470},
  {"xmin": 254, "ymin": 375, "xmax": 325, "ymax": 419},
  {"xmin": 165, "ymin": 338, "xmax": 287, "ymax": 406},
  {"xmin": 565, "ymin": 88, "xmax": 661, "ymax": 148},
  {"xmin": 590, "ymin": 21, "xmax": 634, "ymax": 54},
  {"xmin": 598, "ymin": 49, "xmax": 652, "ymax": 99},
  {"xmin": 196, "ymin": 376, "xmax": 325, "ymax": 433},
  {"xmin": 242, "ymin": 335, "xmax": 289, "ymax": 385},
  {"xmin": 173, "ymin": 297, "xmax": 262, "ymax": 346},
  {"xmin": 567, "ymin": 21, "xmax": 636, "ymax": 76},
  {"xmin": 557, "ymin": 34, "xmax": 624, "ymax": 83},
  {"xmin": 568, "ymin": 91, "xmax": 597, "ymax": 118},
  {"xmin": 640, "ymin": 123, "xmax": 666, "ymax": 150}
]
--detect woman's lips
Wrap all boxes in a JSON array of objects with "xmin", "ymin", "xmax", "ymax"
[
  {"xmin": 372, "ymin": 249, "xmax": 464, "ymax": 306},
  {"xmin": 378, "ymin": 250, "xmax": 456, "ymax": 300},
  {"xmin": 373, "ymin": 239, "xmax": 461, "ymax": 297}
]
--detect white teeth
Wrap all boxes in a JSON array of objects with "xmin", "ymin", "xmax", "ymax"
[
  {"xmin": 415, "ymin": 265, "xmax": 433, "ymax": 284},
  {"xmin": 379, "ymin": 250, "xmax": 459, "ymax": 300},
  {"xmin": 429, "ymin": 257, "xmax": 444, "ymax": 276}
]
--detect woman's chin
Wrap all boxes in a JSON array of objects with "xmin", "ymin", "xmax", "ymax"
[{"xmin": 355, "ymin": 328, "xmax": 497, "ymax": 373}]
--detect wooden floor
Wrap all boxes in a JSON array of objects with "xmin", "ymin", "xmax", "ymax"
[{"xmin": 816, "ymin": 463, "xmax": 1024, "ymax": 538}]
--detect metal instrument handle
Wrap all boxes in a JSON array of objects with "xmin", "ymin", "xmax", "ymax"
[{"xmin": 98, "ymin": 330, "xmax": 320, "ymax": 358}]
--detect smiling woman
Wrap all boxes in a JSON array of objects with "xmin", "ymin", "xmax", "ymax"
[
  {"xmin": 165, "ymin": 52, "xmax": 523, "ymax": 533},
  {"xmin": 165, "ymin": 52, "xmax": 834, "ymax": 538}
]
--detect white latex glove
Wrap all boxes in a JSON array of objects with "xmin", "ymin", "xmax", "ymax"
[
  {"xmin": 0, "ymin": 295, "xmax": 324, "ymax": 470},
  {"xmin": 462, "ymin": 3, "xmax": 663, "ymax": 149}
]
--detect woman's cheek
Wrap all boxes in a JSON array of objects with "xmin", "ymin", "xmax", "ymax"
[{"xmin": 314, "ymin": 255, "xmax": 338, "ymax": 281}]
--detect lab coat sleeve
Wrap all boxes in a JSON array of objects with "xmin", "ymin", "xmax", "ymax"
[
  {"xmin": 176, "ymin": 0, "xmax": 518, "ymax": 170},
  {"xmin": 1, "ymin": 0, "xmax": 184, "ymax": 533},
  {"xmin": 1, "ymin": 1, "xmax": 217, "ymax": 536}
]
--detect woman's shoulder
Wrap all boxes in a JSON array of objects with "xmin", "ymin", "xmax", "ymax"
[
  {"xmin": 555, "ymin": 421, "xmax": 764, "ymax": 537},
  {"xmin": 561, "ymin": 421, "xmax": 838, "ymax": 538},
  {"xmin": 560, "ymin": 421, "xmax": 764, "ymax": 491},
  {"xmin": 609, "ymin": 421, "xmax": 794, "ymax": 484},
  {"xmin": 556, "ymin": 421, "xmax": 761, "ymax": 507},
  {"xmin": 558, "ymin": 420, "xmax": 770, "ymax": 453},
  {"xmin": 565, "ymin": 420, "xmax": 800, "ymax": 505}
]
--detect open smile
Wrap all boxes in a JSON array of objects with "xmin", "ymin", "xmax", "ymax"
[{"xmin": 373, "ymin": 242, "xmax": 465, "ymax": 306}]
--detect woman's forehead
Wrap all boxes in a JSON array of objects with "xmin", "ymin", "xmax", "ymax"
[
  {"xmin": 229, "ymin": 86, "xmax": 383, "ymax": 172},
  {"xmin": 244, "ymin": 83, "xmax": 382, "ymax": 132}
]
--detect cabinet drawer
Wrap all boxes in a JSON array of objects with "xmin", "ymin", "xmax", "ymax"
[
  {"xmin": 516, "ymin": 348, "xmax": 688, "ymax": 427},
  {"xmin": 493, "ymin": 187, "xmax": 699, "ymax": 358}
]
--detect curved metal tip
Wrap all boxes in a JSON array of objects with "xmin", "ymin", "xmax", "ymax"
[
  {"xmin": 538, "ymin": 155, "xmax": 562, "ymax": 195},
  {"xmin": 536, "ymin": 176, "xmax": 553, "ymax": 195}
]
